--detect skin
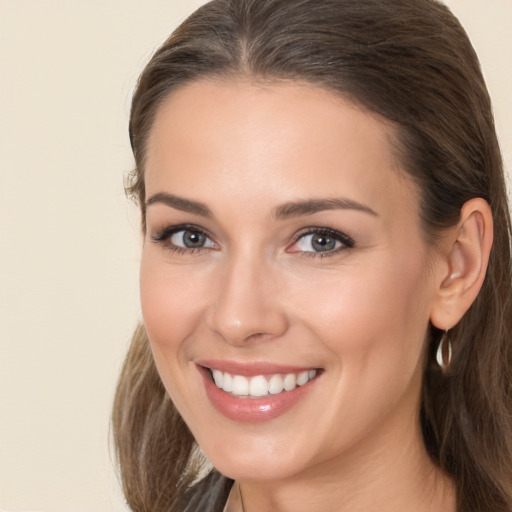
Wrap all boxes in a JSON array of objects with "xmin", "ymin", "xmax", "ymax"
[{"xmin": 140, "ymin": 80, "xmax": 460, "ymax": 511}]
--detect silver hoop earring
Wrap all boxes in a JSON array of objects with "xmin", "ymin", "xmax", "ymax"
[{"xmin": 436, "ymin": 330, "xmax": 452, "ymax": 372}]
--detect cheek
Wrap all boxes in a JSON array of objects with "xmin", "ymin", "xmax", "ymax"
[
  {"xmin": 139, "ymin": 254, "xmax": 208, "ymax": 361},
  {"xmin": 288, "ymin": 254, "xmax": 432, "ymax": 369},
  {"xmin": 139, "ymin": 254, "xmax": 214, "ymax": 419},
  {"xmin": 285, "ymin": 256, "xmax": 431, "ymax": 450}
]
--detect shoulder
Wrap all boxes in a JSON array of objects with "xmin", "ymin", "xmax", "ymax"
[{"xmin": 180, "ymin": 470, "xmax": 233, "ymax": 512}]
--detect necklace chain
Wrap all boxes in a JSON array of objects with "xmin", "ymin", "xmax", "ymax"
[
  {"xmin": 223, "ymin": 481, "xmax": 245, "ymax": 512},
  {"xmin": 237, "ymin": 482, "xmax": 245, "ymax": 512}
]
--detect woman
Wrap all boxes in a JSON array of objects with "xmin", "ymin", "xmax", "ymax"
[{"xmin": 112, "ymin": 0, "xmax": 512, "ymax": 510}]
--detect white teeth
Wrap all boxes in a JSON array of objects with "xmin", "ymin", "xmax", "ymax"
[
  {"xmin": 296, "ymin": 370, "xmax": 309, "ymax": 386},
  {"xmin": 283, "ymin": 373, "xmax": 296, "ymax": 391},
  {"xmin": 268, "ymin": 374, "xmax": 284, "ymax": 394},
  {"xmin": 211, "ymin": 368, "xmax": 318, "ymax": 397},
  {"xmin": 222, "ymin": 373, "xmax": 233, "ymax": 393},
  {"xmin": 249, "ymin": 375, "xmax": 268, "ymax": 397},
  {"xmin": 232, "ymin": 375, "xmax": 249, "ymax": 396},
  {"xmin": 212, "ymin": 369, "xmax": 223, "ymax": 388}
]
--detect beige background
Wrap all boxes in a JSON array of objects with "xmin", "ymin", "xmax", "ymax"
[{"xmin": 0, "ymin": 1, "xmax": 510, "ymax": 511}]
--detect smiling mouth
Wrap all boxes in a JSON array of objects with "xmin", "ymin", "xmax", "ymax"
[{"xmin": 208, "ymin": 368, "xmax": 319, "ymax": 398}]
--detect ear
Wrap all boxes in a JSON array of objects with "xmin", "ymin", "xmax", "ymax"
[{"xmin": 430, "ymin": 198, "xmax": 493, "ymax": 330}]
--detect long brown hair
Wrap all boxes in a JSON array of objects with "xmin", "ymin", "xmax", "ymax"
[{"xmin": 112, "ymin": 1, "xmax": 512, "ymax": 510}]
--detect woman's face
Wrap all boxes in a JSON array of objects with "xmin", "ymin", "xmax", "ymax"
[{"xmin": 140, "ymin": 80, "xmax": 441, "ymax": 481}]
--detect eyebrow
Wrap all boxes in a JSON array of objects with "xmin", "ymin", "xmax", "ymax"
[
  {"xmin": 145, "ymin": 192, "xmax": 378, "ymax": 219},
  {"xmin": 145, "ymin": 192, "xmax": 212, "ymax": 217},
  {"xmin": 273, "ymin": 198, "xmax": 379, "ymax": 220}
]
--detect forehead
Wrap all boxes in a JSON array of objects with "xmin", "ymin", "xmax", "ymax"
[{"xmin": 144, "ymin": 79, "xmax": 419, "ymax": 223}]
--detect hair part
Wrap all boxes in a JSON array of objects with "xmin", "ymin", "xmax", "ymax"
[{"xmin": 114, "ymin": 1, "xmax": 512, "ymax": 510}]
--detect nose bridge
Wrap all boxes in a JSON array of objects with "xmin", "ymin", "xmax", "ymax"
[{"xmin": 208, "ymin": 246, "xmax": 288, "ymax": 344}]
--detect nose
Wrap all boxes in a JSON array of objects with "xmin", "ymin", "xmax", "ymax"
[{"xmin": 206, "ymin": 252, "xmax": 289, "ymax": 346}]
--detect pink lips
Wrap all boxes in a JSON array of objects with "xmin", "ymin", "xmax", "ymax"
[{"xmin": 196, "ymin": 360, "xmax": 320, "ymax": 423}]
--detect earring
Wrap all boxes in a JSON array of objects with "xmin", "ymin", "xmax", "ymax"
[{"xmin": 436, "ymin": 330, "xmax": 452, "ymax": 372}]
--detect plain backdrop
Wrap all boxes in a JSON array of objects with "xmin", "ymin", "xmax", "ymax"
[{"xmin": 0, "ymin": 1, "xmax": 510, "ymax": 511}]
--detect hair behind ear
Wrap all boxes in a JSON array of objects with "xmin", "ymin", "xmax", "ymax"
[
  {"xmin": 112, "ymin": 323, "xmax": 203, "ymax": 512},
  {"xmin": 422, "ymin": 200, "xmax": 512, "ymax": 511}
]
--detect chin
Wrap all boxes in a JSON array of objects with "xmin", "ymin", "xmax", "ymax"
[
  {"xmin": 196, "ymin": 428, "xmax": 315, "ymax": 482},
  {"xmin": 210, "ymin": 452, "xmax": 302, "ymax": 482}
]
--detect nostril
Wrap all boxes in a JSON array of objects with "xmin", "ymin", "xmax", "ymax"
[{"xmin": 243, "ymin": 332, "xmax": 275, "ymax": 343}]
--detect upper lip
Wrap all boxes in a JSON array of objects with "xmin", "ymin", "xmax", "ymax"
[{"xmin": 196, "ymin": 359, "xmax": 319, "ymax": 377}]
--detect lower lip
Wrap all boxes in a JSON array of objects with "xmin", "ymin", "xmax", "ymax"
[{"xmin": 198, "ymin": 365, "xmax": 319, "ymax": 423}]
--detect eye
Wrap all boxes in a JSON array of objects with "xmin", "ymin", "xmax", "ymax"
[
  {"xmin": 151, "ymin": 225, "xmax": 216, "ymax": 253},
  {"xmin": 288, "ymin": 228, "xmax": 354, "ymax": 256},
  {"xmin": 170, "ymin": 229, "xmax": 214, "ymax": 248}
]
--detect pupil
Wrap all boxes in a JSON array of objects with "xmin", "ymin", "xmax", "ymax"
[
  {"xmin": 312, "ymin": 234, "xmax": 335, "ymax": 252},
  {"xmin": 183, "ymin": 231, "xmax": 206, "ymax": 248}
]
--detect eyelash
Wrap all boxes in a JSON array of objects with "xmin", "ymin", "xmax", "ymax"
[{"xmin": 150, "ymin": 224, "xmax": 355, "ymax": 257}]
